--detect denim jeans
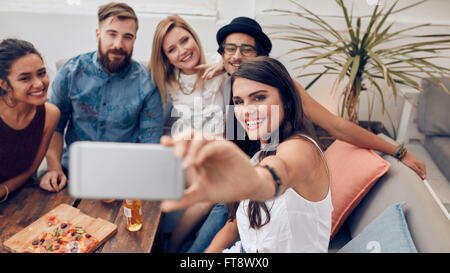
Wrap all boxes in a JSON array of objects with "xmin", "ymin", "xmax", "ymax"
[{"xmin": 186, "ymin": 203, "xmax": 229, "ymax": 253}]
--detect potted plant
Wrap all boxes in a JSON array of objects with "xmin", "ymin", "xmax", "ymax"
[{"xmin": 266, "ymin": 0, "xmax": 450, "ymax": 134}]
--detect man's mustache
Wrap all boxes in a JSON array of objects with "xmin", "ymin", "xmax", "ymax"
[{"xmin": 108, "ymin": 48, "xmax": 127, "ymax": 56}]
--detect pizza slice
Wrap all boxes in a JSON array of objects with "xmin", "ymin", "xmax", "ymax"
[{"xmin": 30, "ymin": 216, "xmax": 98, "ymax": 253}]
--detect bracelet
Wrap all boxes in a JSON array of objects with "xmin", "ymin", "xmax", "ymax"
[
  {"xmin": 261, "ymin": 165, "xmax": 282, "ymax": 198},
  {"xmin": 398, "ymin": 146, "xmax": 407, "ymax": 160},
  {"xmin": 394, "ymin": 144, "xmax": 403, "ymax": 157},
  {"xmin": 0, "ymin": 184, "xmax": 9, "ymax": 203},
  {"xmin": 394, "ymin": 144, "xmax": 407, "ymax": 160}
]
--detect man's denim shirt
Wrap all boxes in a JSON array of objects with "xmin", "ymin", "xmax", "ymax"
[{"xmin": 50, "ymin": 51, "xmax": 163, "ymax": 169}]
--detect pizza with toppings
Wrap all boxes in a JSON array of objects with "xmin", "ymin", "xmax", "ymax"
[{"xmin": 30, "ymin": 216, "xmax": 98, "ymax": 253}]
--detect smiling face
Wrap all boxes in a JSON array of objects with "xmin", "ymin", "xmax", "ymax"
[
  {"xmin": 232, "ymin": 77, "xmax": 284, "ymax": 142},
  {"xmin": 222, "ymin": 33, "xmax": 257, "ymax": 75},
  {"xmin": 162, "ymin": 26, "xmax": 201, "ymax": 75},
  {"xmin": 1, "ymin": 53, "xmax": 49, "ymax": 106},
  {"xmin": 96, "ymin": 17, "xmax": 136, "ymax": 73}
]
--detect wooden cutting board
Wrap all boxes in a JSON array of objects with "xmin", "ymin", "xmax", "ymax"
[{"xmin": 4, "ymin": 203, "xmax": 117, "ymax": 253}]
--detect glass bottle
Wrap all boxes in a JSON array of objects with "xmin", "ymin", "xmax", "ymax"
[{"xmin": 123, "ymin": 200, "xmax": 143, "ymax": 232}]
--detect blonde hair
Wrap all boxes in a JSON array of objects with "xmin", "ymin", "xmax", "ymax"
[{"xmin": 149, "ymin": 15, "xmax": 206, "ymax": 105}]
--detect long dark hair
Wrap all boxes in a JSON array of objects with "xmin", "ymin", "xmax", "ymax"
[
  {"xmin": 227, "ymin": 56, "xmax": 315, "ymax": 229},
  {"xmin": 0, "ymin": 38, "xmax": 43, "ymax": 95}
]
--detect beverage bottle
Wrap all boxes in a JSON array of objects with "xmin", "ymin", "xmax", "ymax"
[{"xmin": 123, "ymin": 200, "xmax": 143, "ymax": 232}]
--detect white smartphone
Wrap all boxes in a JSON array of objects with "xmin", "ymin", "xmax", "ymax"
[{"xmin": 68, "ymin": 141, "xmax": 184, "ymax": 200}]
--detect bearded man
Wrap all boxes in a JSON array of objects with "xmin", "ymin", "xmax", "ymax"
[{"xmin": 41, "ymin": 2, "xmax": 163, "ymax": 190}]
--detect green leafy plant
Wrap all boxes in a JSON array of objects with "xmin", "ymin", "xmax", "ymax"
[{"xmin": 267, "ymin": 0, "xmax": 450, "ymax": 129}]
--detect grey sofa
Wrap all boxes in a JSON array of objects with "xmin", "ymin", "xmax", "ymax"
[
  {"xmin": 329, "ymin": 78, "xmax": 450, "ymax": 253},
  {"xmin": 417, "ymin": 78, "xmax": 450, "ymax": 182}
]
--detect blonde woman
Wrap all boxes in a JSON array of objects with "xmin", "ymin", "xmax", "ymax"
[
  {"xmin": 149, "ymin": 15, "xmax": 225, "ymax": 252},
  {"xmin": 149, "ymin": 15, "xmax": 225, "ymax": 137}
]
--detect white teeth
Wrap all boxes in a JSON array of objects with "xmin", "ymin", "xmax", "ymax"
[
  {"xmin": 231, "ymin": 63, "xmax": 240, "ymax": 67},
  {"xmin": 29, "ymin": 89, "xmax": 44, "ymax": 96},
  {"xmin": 246, "ymin": 119, "xmax": 263, "ymax": 126},
  {"xmin": 181, "ymin": 54, "xmax": 192, "ymax": 62}
]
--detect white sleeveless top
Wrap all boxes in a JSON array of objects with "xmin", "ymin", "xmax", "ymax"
[
  {"xmin": 224, "ymin": 135, "xmax": 333, "ymax": 253},
  {"xmin": 166, "ymin": 53, "xmax": 225, "ymax": 137}
]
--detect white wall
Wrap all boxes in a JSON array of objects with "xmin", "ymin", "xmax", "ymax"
[
  {"xmin": 0, "ymin": 11, "xmax": 218, "ymax": 77},
  {"xmin": 1, "ymin": 0, "xmax": 449, "ymax": 135}
]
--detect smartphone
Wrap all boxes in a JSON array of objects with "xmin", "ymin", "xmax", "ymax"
[{"xmin": 68, "ymin": 141, "xmax": 184, "ymax": 200}]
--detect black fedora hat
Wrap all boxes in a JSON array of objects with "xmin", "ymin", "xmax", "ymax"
[{"xmin": 216, "ymin": 17, "xmax": 272, "ymax": 55}]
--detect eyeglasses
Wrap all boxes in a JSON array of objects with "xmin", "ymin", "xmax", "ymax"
[{"xmin": 222, "ymin": 43, "xmax": 257, "ymax": 57}]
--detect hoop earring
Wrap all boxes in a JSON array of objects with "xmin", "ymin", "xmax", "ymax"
[{"xmin": 4, "ymin": 93, "xmax": 17, "ymax": 108}]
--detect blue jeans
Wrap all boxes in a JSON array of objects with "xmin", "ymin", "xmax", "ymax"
[{"xmin": 186, "ymin": 203, "xmax": 229, "ymax": 253}]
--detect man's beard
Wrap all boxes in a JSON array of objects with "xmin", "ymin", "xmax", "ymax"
[{"xmin": 98, "ymin": 42, "xmax": 132, "ymax": 74}]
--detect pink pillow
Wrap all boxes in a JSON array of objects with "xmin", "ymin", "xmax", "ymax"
[{"xmin": 325, "ymin": 140, "xmax": 391, "ymax": 238}]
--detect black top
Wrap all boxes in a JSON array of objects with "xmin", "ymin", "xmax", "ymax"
[{"xmin": 0, "ymin": 105, "xmax": 45, "ymax": 182}]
